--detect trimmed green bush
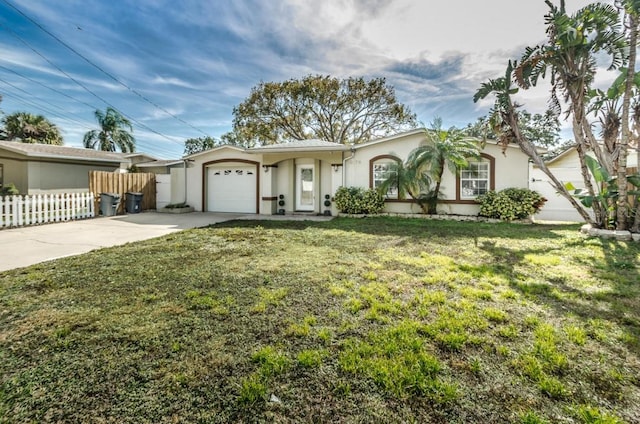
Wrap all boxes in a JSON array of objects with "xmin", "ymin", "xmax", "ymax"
[
  {"xmin": 478, "ymin": 188, "xmax": 546, "ymax": 221},
  {"xmin": 0, "ymin": 183, "xmax": 19, "ymax": 196},
  {"xmin": 334, "ymin": 186, "xmax": 385, "ymax": 215}
]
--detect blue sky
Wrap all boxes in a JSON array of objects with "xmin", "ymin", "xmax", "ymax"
[{"xmin": 0, "ymin": 0, "xmax": 614, "ymax": 159}]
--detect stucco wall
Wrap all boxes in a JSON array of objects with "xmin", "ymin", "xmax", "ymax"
[
  {"xmin": 186, "ymin": 147, "xmax": 261, "ymax": 212},
  {"xmin": 530, "ymin": 150, "xmax": 592, "ymax": 222},
  {"xmin": 0, "ymin": 158, "xmax": 29, "ymax": 193},
  {"xmin": 26, "ymin": 161, "xmax": 118, "ymax": 194},
  {"xmin": 350, "ymin": 135, "xmax": 530, "ymax": 216}
]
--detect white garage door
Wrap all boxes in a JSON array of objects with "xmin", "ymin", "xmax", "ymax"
[{"xmin": 207, "ymin": 164, "xmax": 257, "ymax": 213}]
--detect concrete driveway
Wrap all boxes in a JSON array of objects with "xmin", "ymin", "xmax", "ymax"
[{"xmin": 0, "ymin": 212, "xmax": 243, "ymax": 272}]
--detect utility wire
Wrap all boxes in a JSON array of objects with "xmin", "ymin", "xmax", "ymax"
[
  {"xmin": 1, "ymin": 72, "xmax": 183, "ymax": 156},
  {"xmin": 1, "ymin": 0, "xmax": 211, "ymax": 138},
  {"xmin": 0, "ymin": 63, "xmax": 101, "ymax": 112},
  {"xmin": 0, "ymin": 81, "xmax": 95, "ymax": 130},
  {"xmin": 0, "ymin": 21, "xmax": 186, "ymax": 148}
]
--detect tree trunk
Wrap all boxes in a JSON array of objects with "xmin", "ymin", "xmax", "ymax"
[
  {"xmin": 503, "ymin": 109, "xmax": 594, "ymax": 224},
  {"xmin": 617, "ymin": 11, "xmax": 638, "ymax": 230}
]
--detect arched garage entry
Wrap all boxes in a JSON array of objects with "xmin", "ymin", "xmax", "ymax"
[{"xmin": 203, "ymin": 159, "xmax": 259, "ymax": 213}]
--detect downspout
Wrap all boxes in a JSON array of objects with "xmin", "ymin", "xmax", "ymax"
[{"xmin": 342, "ymin": 147, "xmax": 356, "ymax": 187}]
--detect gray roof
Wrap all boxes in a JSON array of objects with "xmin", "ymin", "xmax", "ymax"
[
  {"xmin": 0, "ymin": 140, "xmax": 126, "ymax": 163},
  {"xmin": 136, "ymin": 159, "xmax": 183, "ymax": 168},
  {"xmin": 250, "ymin": 138, "xmax": 348, "ymax": 152}
]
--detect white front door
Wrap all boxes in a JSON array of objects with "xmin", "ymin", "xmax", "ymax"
[{"xmin": 296, "ymin": 164, "xmax": 315, "ymax": 211}]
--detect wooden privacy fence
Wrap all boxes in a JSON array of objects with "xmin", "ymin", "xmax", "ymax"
[
  {"xmin": 0, "ymin": 193, "xmax": 94, "ymax": 228},
  {"xmin": 89, "ymin": 171, "xmax": 156, "ymax": 214}
]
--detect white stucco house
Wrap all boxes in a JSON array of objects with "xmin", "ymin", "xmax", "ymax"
[
  {"xmin": 530, "ymin": 146, "xmax": 638, "ymax": 222},
  {"xmin": 182, "ymin": 129, "xmax": 531, "ymax": 216}
]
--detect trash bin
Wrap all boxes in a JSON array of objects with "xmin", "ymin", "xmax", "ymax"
[
  {"xmin": 125, "ymin": 192, "xmax": 144, "ymax": 214},
  {"xmin": 100, "ymin": 193, "xmax": 120, "ymax": 216}
]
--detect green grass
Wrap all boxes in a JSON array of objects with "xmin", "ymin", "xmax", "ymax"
[{"xmin": 1, "ymin": 216, "xmax": 639, "ymax": 422}]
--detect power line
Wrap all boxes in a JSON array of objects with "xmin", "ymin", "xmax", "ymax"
[
  {"xmin": 0, "ymin": 63, "xmax": 101, "ymax": 112},
  {"xmin": 0, "ymin": 21, "xmax": 186, "ymax": 148},
  {"xmin": 0, "ymin": 82, "xmax": 95, "ymax": 130},
  {"xmin": 1, "ymin": 79, "xmax": 184, "ymax": 157},
  {"xmin": 1, "ymin": 0, "xmax": 211, "ymax": 138}
]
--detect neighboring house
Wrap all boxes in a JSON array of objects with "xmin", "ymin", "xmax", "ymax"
[
  {"xmin": 530, "ymin": 146, "xmax": 639, "ymax": 222},
  {"xmin": 0, "ymin": 141, "xmax": 128, "ymax": 194},
  {"xmin": 0, "ymin": 141, "xmax": 178, "ymax": 195},
  {"xmin": 183, "ymin": 129, "xmax": 531, "ymax": 216}
]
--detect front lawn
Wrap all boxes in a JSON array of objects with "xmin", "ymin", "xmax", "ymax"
[{"xmin": 1, "ymin": 217, "xmax": 638, "ymax": 423}]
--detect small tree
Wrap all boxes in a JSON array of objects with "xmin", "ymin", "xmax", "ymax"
[
  {"xmin": 410, "ymin": 119, "xmax": 480, "ymax": 213},
  {"xmin": 379, "ymin": 120, "xmax": 480, "ymax": 214},
  {"xmin": 379, "ymin": 158, "xmax": 433, "ymax": 214}
]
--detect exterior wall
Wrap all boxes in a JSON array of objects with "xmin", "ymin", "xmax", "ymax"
[
  {"xmin": 352, "ymin": 135, "xmax": 530, "ymax": 216},
  {"xmin": 27, "ymin": 161, "xmax": 118, "ymax": 194},
  {"xmin": 170, "ymin": 167, "xmax": 186, "ymax": 205},
  {"xmin": 530, "ymin": 150, "xmax": 592, "ymax": 222},
  {"xmin": 273, "ymin": 159, "xmax": 294, "ymax": 213},
  {"xmin": 264, "ymin": 153, "xmax": 343, "ymax": 214},
  {"xmin": 186, "ymin": 147, "xmax": 261, "ymax": 212},
  {"xmin": 0, "ymin": 157, "xmax": 29, "ymax": 193}
]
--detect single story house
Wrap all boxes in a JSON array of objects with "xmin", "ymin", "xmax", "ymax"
[
  {"xmin": 183, "ymin": 129, "xmax": 531, "ymax": 216},
  {"xmin": 530, "ymin": 146, "xmax": 638, "ymax": 222},
  {"xmin": 0, "ymin": 141, "xmax": 170, "ymax": 195}
]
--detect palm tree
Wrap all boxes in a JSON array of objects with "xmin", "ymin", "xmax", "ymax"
[
  {"xmin": 512, "ymin": 0, "xmax": 628, "ymax": 228},
  {"xmin": 409, "ymin": 118, "xmax": 480, "ymax": 213},
  {"xmin": 2, "ymin": 112, "xmax": 63, "ymax": 145},
  {"xmin": 475, "ymin": 61, "xmax": 595, "ymax": 225},
  {"xmin": 377, "ymin": 119, "xmax": 478, "ymax": 214},
  {"xmin": 379, "ymin": 159, "xmax": 433, "ymax": 214},
  {"xmin": 83, "ymin": 107, "xmax": 135, "ymax": 153}
]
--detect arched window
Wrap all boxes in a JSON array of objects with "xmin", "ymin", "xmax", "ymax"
[{"xmin": 370, "ymin": 155, "xmax": 400, "ymax": 199}]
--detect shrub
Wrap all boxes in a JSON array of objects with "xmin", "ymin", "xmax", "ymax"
[
  {"xmin": 0, "ymin": 183, "xmax": 19, "ymax": 196},
  {"xmin": 334, "ymin": 186, "xmax": 385, "ymax": 214},
  {"xmin": 478, "ymin": 188, "xmax": 546, "ymax": 221}
]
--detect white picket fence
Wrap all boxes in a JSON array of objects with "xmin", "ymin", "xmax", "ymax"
[{"xmin": 0, "ymin": 193, "xmax": 95, "ymax": 229}]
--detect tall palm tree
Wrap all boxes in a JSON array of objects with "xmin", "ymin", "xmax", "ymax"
[
  {"xmin": 409, "ymin": 118, "xmax": 480, "ymax": 213},
  {"xmin": 83, "ymin": 107, "xmax": 135, "ymax": 153},
  {"xmin": 2, "ymin": 112, "xmax": 63, "ymax": 145},
  {"xmin": 474, "ymin": 61, "xmax": 595, "ymax": 224}
]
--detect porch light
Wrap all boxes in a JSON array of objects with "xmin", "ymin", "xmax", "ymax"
[
  {"xmin": 262, "ymin": 165, "xmax": 269, "ymax": 172},
  {"xmin": 332, "ymin": 164, "xmax": 341, "ymax": 172}
]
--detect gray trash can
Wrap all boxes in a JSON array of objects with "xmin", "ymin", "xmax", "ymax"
[
  {"xmin": 100, "ymin": 193, "xmax": 120, "ymax": 216},
  {"xmin": 125, "ymin": 192, "xmax": 144, "ymax": 214}
]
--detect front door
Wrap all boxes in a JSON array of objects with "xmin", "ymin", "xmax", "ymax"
[{"xmin": 296, "ymin": 164, "xmax": 315, "ymax": 211}]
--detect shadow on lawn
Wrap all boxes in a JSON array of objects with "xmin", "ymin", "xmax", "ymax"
[
  {"xmin": 213, "ymin": 216, "xmax": 576, "ymax": 242},
  {"xmin": 478, "ymin": 236, "xmax": 640, "ymax": 354},
  {"xmin": 214, "ymin": 216, "xmax": 639, "ymax": 351}
]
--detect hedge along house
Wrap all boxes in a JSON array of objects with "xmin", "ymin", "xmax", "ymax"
[{"xmin": 183, "ymin": 129, "xmax": 531, "ymax": 216}]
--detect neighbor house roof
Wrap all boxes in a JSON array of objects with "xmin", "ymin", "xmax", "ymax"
[
  {"xmin": 136, "ymin": 159, "xmax": 183, "ymax": 168},
  {"xmin": 0, "ymin": 140, "xmax": 125, "ymax": 163},
  {"xmin": 250, "ymin": 139, "xmax": 348, "ymax": 152}
]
